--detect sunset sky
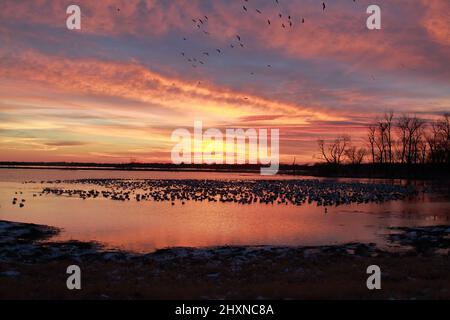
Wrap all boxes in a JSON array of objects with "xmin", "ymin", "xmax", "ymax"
[{"xmin": 0, "ymin": 0, "xmax": 449, "ymax": 163}]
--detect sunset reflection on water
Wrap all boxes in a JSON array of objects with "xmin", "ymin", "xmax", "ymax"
[{"xmin": 0, "ymin": 169, "xmax": 448, "ymax": 252}]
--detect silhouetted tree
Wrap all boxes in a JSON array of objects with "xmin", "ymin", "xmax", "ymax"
[
  {"xmin": 396, "ymin": 114, "xmax": 424, "ymax": 164},
  {"xmin": 367, "ymin": 125, "xmax": 377, "ymax": 164},
  {"xmin": 345, "ymin": 146, "xmax": 367, "ymax": 164},
  {"xmin": 320, "ymin": 113, "xmax": 448, "ymax": 166},
  {"xmin": 317, "ymin": 135, "xmax": 351, "ymax": 165},
  {"xmin": 427, "ymin": 113, "xmax": 450, "ymax": 164}
]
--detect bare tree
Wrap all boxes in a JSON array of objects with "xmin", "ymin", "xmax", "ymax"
[
  {"xmin": 377, "ymin": 119, "xmax": 387, "ymax": 163},
  {"xmin": 396, "ymin": 114, "xmax": 424, "ymax": 164},
  {"xmin": 384, "ymin": 111, "xmax": 394, "ymax": 163},
  {"xmin": 367, "ymin": 125, "xmax": 377, "ymax": 164},
  {"xmin": 371, "ymin": 111, "xmax": 395, "ymax": 164},
  {"xmin": 345, "ymin": 146, "xmax": 367, "ymax": 164},
  {"xmin": 317, "ymin": 135, "xmax": 351, "ymax": 164},
  {"xmin": 427, "ymin": 113, "xmax": 450, "ymax": 164},
  {"xmin": 426, "ymin": 121, "xmax": 440, "ymax": 163},
  {"xmin": 438, "ymin": 113, "xmax": 450, "ymax": 164}
]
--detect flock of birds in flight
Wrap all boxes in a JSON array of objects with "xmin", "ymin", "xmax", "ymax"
[
  {"xmin": 177, "ymin": 0, "xmax": 338, "ymax": 73},
  {"xmin": 114, "ymin": 0, "xmax": 375, "ymax": 85}
]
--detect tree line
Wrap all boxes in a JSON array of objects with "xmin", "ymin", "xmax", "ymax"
[{"xmin": 317, "ymin": 113, "xmax": 449, "ymax": 165}]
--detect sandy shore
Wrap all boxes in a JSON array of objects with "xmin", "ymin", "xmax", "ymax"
[{"xmin": 0, "ymin": 220, "xmax": 449, "ymax": 299}]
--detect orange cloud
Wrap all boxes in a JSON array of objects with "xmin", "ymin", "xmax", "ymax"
[
  {"xmin": 0, "ymin": 49, "xmax": 338, "ymax": 125},
  {"xmin": 422, "ymin": 0, "xmax": 450, "ymax": 46}
]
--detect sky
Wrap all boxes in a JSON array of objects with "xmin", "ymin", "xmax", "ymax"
[{"xmin": 0, "ymin": 0, "xmax": 449, "ymax": 164}]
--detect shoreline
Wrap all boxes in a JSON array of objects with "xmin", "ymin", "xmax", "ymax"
[
  {"xmin": 1, "ymin": 163, "xmax": 450, "ymax": 180},
  {"xmin": 1, "ymin": 220, "xmax": 449, "ymax": 299}
]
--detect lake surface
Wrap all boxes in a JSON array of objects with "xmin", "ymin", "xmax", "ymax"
[{"xmin": 0, "ymin": 169, "xmax": 449, "ymax": 252}]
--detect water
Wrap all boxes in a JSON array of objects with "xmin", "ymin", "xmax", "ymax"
[{"xmin": 0, "ymin": 169, "xmax": 449, "ymax": 252}]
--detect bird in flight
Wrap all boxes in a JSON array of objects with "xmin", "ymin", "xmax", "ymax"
[{"xmin": 322, "ymin": 2, "xmax": 326, "ymax": 11}]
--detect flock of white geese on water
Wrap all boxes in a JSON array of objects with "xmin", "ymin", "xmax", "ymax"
[{"xmin": 35, "ymin": 179, "xmax": 417, "ymax": 207}]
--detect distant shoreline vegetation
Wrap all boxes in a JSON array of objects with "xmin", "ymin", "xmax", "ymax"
[{"xmin": 0, "ymin": 161, "xmax": 449, "ymax": 180}]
